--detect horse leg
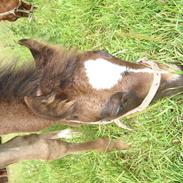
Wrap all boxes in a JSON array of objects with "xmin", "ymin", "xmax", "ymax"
[
  {"xmin": 0, "ymin": 137, "xmax": 8, "ymax": 183},
  {"xmin": 0, "ymin": 168, "xmax": 8, "ymax": 183},
  {"xmin": 0, "ymin": 131, "xmax": 129, "ymax": 168}
]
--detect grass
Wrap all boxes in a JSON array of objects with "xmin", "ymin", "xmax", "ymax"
[{"xmin": 0, "ymin": 0, "xmax": 183, "ymax": 182}]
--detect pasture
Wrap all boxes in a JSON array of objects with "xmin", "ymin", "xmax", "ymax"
[{"xmin": 0, "ymin": 0, "xmax": 183, "ymax": 182}]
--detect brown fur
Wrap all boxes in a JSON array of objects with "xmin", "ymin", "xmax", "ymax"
[
  {"xmin": 19, "ymin": 39, "xmax": 183, "ymax": 123},
  {"xmin": 0, "ymin": 0, "xmax": 34, "ymax": 21},
  {"xmin": 0, "ymin": 39, "xmax": 182, "ymax": 168},
  {"xmin": 0, "ymin": 63, "xmax": 39, "ymax": 101},
  {"xmin": 0, "ymin": 39, "xmax": 182, "ymax": 134}
]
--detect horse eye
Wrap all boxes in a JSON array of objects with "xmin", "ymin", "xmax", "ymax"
[{"xmin": 72, "ymin": 115, "xmax": 79, "ymax": 120}]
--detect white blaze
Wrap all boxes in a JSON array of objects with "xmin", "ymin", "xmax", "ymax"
[
  {"xmin": 84, "ymin": 59, "xmax": 126, "ymax": 89},
  {"xmin": 84, "ymin": 58, "xmax": 154, "ymax": 90}
]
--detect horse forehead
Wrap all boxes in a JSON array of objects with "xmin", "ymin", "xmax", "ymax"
[{"xmin": 84, "ymin": 58, "xmax": 127, "ymax": 90}]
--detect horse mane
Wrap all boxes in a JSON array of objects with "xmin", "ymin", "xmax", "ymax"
[
  {"xmin": 0, "ymin": 61, "xmax": 39, "ymax": 102},
  {"xmin": 0, "ymin": 46, "xmax": 80, "ymax": 102},
  {"xmin": 31, "ymin": 43, "xmax": 80, "ymax": 95}
]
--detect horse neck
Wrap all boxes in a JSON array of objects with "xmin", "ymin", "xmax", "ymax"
[
  {"xmin": 0, "ymin": 101, "xmax": 54, "ymax": 135},
  {"xmin": 0, "ymin": 64, "xmax": 53, "ymax": 135},
  {"xmin": 0, "ymin": 64, "xmax": 39, "ymax": 102}
]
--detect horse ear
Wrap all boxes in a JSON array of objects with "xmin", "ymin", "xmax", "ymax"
[
  {"xmin": 24, "ymin": 96, "xmax": 77, "ymax": 121},
  {"xmin": 18, "ymin": 39, "xmax": 54, "ymax": 67}
]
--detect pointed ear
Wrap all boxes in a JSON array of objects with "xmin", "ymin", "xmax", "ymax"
[
  {"xmin": 18, "ymin": 39, "xmax": 54, "ymax": 67},
  {"xmin": 24, "ymin": 96, "xmax": 77, "ymax": 120}
]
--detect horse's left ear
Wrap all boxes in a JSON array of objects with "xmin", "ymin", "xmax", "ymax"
[{"xmin": 18, "ymin": 39, "xmax": 54, "ymax": 67}]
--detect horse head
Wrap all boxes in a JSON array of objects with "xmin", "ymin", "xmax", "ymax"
[{"xmin": 19, "ymin": 39, "xmax": 183, "ymax": 123}]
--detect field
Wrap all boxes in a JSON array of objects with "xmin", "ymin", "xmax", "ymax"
[{"xmin": 0, "ymin": 0, "xmax": 183, "ymax": 182}]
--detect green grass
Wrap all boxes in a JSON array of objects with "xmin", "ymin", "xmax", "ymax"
[{"xmin": 0, "ymin": 0, "xmax": 183, "ymax": 182}]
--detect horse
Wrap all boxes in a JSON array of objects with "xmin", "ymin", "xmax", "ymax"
[
  {"xmin": 0, "ymin": 0, "xmax": 34, "ymax": 21},
  {"xmin": 0, "ymin": 39, "xmax": 182, "ymax": 169},
  {"xmin": 0, "ymin": 137, "xmax": 7, "ymax": 183}
]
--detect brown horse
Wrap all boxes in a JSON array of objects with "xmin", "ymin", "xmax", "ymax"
[
  {"xmin": 0, "ymin": 39, "xmax": 182, "ymax": 168},
  {"xmin": 0, "ymin": 0, "xmax": 34, "ymax": 21},
  {"xmin": 0, "ymin": 137, "xmax": 7, "ymax": 183}
]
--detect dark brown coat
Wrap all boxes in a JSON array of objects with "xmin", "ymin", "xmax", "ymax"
[{"xmin": 0, "ymin": 39, "xmax": 182, "ymax": 134}]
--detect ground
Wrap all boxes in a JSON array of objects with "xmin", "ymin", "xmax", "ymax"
[{"xmin": 0, "ymin": 0, "xmax": 183, "ymax": 182}]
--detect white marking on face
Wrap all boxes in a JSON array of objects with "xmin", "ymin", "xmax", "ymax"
[
  {"xmin": 84, "ymin": 59, "xmax": 126, "ymax": 89},
  {"xmin": 84, "ymin": 59, "xmax": 156, "ymax": 90}
]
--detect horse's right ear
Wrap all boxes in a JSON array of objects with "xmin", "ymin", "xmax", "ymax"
[
  {"xmin": 18, "ymin": 39, "xmax": 44, "ymax": 61},
  {"xmin": 18, "ymin": 39, "xmax": 54, "ymax": 67}
]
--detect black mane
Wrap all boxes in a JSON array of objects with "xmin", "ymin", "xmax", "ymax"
[
  {"xmin": 0, "ymin": 47, "xmax": 79, "ymax": 102},
  {"xmin": 0, "ymin": 61, "xmax": 39, "ymax": 102}
]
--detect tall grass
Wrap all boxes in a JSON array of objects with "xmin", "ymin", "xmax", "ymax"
[{"xmin": 0, "ymin": 0, "xmax": 182, "ymax": 182}]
